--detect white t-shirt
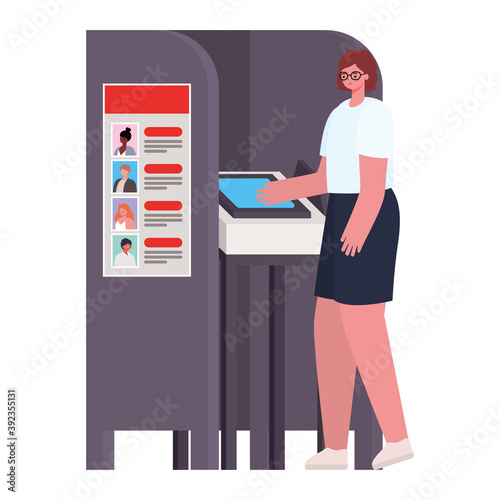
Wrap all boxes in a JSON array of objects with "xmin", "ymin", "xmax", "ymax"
[
  {"xmin": 114, "ymin": 251, "xmax": 136, "ymax": 267},
  {"xmin": 320, "ymin": 97, "xmax": 394, "ymax": 193}
]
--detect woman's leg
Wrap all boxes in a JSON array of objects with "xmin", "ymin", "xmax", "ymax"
[
  {"xmin": 339, "ymin": 302, "xmax": 408, "ymax": 443},
  {"xmin": 314, "ymin": 297, "xmax": 357, "ymax": 449}
]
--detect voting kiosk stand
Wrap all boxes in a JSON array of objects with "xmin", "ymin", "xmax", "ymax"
[{"xmin": 87, "ymin": 30, "xmax": 383, "ymax": 470}]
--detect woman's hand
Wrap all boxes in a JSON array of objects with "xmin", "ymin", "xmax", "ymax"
[
  {"xmin": 257, "ymin": 158, "xmax": 328, "ymax": 205},
  {"xmin": 340, "ymin": 221, "xmax": 371, "ymax": 257},
  {"xmin": 256, "ymin": 179, "xmax": 293, "ymax": 206}
]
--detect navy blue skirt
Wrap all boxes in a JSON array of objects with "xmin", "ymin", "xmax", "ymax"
[{"xmin": 314, "ymin": 189, "xmax": 400, "ymax": 305}]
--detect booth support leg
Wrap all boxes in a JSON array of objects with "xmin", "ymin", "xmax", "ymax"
[
  {"xmin": 173, "ymin": 431, "xmax": 189, "ymax": 470},
  {"xmin": 86, "ymin": 429, "xmax": 115, "ymax": 470},
  {"xmin": 221, "ymin": 255, "xmax": 238, "ymax": 469},
  {"xmin": 269, "ymin": 265, "xmax": 285, "ymax": 469},
  {"xmin": 250, "ymin": 266, "xmax": 270, "ymax": 469}
]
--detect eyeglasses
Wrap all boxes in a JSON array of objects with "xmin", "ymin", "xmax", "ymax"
[{"xmin": 339, "ymin": 71, "xmax": 365, "ymax": 81}]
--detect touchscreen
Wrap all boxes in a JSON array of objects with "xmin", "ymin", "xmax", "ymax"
[{"xmin": 219, "ymin": 177, "xmax": 294, "ymax": 208}]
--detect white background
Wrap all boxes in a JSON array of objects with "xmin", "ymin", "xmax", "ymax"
[{"xmin": 2, "ymin": 1, "xmax": 499, "ymax": 499}]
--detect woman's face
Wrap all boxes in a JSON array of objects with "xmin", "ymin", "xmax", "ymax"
[
  {"xmin": 120, "ymin": 136, "xmax": 128, "ymax": 145},
  {"xmin": 340, "ymin": 63, "xmax": 368, "ymax": 91},
  {"xmin": 119, "ymin": 208, "xmax": 127, "ymax": 217},
  {"xmin": 122, "ymin": 243, "xmax": 131, "ymax": 253}
]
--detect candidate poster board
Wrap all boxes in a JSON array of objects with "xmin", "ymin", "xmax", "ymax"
[{"xmin": 102, "ymin": 84, "xmax": 191, "ymax": 277}]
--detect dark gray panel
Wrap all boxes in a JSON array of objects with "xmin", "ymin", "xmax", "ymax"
[
  {"xmin": 86, "ymin": 30, "xmax": 219, "ymax": 469},
  {"xmin": 248, "ymin": 31, "xmax": 381, "ymax": 429},
  {"xmin": 179, "ymin": 31, "xmax": 251, "ymax": 173}
]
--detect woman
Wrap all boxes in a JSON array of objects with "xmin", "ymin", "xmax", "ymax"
[
  {"xmin": 114, "ymin": 127, "xmax": 137, "ymax": 156},
  {"xmin": 114, "ymin": 203, "xmax": 136, "ymax": 231},
  {"xmin": 257, "ymin": 49, "xmax": 413, "ymax": 470}
]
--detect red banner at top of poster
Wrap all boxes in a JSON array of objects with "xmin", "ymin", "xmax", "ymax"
[{"xmin": 104, "ymin": 85, "xmax": 189, "ymax": 114}]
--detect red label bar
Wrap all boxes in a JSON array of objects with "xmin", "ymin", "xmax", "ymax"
[
  {"xmin": 104, "ymin": 85, "xmax": 189, "ymax": 114},
  {"xmin": 144, "ymin": 238, "xmax": 183, "ymax": 248},
  {"xmin": 144, "ymin": 201, "xmax": 183, "ymax": 211},
  {"xmin": 144, "ymin": 127, "xmax": 183, "ymax": 137},
  {"xmin": 144, "ymin": 164, "xmax": 183, "ymax": 174}
]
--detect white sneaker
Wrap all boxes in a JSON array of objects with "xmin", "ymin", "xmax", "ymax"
[
  {"xmin": 372, "ymin": 438, "xmax": 414, "ymax": 470},
  {"xmin": 305, "ymin": 448, "xmax": 348, "ymax": 470}
]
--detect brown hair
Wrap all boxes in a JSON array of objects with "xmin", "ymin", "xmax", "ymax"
[
  {"xmin": 337, "ymin": 50, "xmax": 379, "ymax": 91},
  {"xmin": 120, "ymin": 164, "xmax": 131, "ymax": 173}
]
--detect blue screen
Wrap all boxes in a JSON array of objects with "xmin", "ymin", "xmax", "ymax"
[{"xmin": 219, "ymin": 177, "xmax": 294, "ymax": 208}]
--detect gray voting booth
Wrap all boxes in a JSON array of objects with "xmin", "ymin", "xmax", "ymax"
[{"xmin": 87, "ymin": 30, "xmax": 383, "ymax": 471}]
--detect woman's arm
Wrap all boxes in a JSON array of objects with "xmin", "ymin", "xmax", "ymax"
[
  {"xmin": 340, "ymin": 154, "xmax": 387, "ymax": 257},
  {"xmin": 256, "ymin": 156, "xmax": 328, "ymax": 205}
]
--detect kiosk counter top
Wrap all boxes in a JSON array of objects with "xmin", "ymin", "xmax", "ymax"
[{"xmin": 219, "ymin": 171, "xmax": 325, "ymax": 256}]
